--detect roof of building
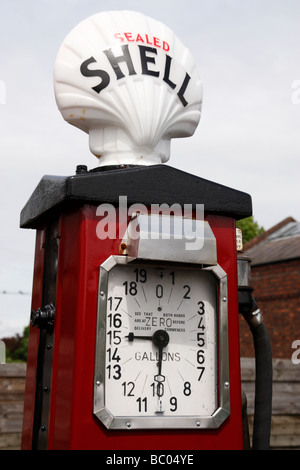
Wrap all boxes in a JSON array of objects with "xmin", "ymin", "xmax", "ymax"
[{"xmin": 244, "ymin": 217, "xmax": 300, "ymax": 266}]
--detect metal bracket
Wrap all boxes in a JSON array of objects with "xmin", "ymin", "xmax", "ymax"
[{"xmin": 120, "ymin": 213, "xmax": 217, "ymax": 266}]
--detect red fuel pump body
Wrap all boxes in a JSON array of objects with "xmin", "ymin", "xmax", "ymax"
[{"xmin": 20, "ymin": 164, "xmax": 252, "ymax": 450}]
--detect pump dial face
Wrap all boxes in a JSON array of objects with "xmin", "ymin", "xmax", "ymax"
[{"xmin": 94, "ymin": 256, "xmax": 230, "ymax": 430}]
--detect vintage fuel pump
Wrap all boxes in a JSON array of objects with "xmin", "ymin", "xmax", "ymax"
[{"xmin": 20, "ymin": 11, "xmax": 272, "ymax": 450}]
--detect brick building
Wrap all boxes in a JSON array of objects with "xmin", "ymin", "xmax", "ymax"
[{"xmin": 239, "ymin": 217, "xmax": 300, "ymax": 358}]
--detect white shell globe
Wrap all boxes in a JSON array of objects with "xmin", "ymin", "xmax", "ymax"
[{"xmin": 54, "ymin": 10, "xmax": 202, "ymax": 166}]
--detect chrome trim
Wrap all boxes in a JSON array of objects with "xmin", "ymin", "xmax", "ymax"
[{"xmin": 93, "ymin": 256, "xmax": 230, "ymax": 430}]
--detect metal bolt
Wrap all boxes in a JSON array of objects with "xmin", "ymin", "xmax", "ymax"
[
  {"xmin": 126, "ymin": 422, "xmax": 131, "ymax": 429},
  {"xmin": 76, "ymin": 165, "xmax": 88, "ymax": 174},
  {"xmin": 40, "ymin": 425, "xmax": 47, "ymax": 432},
  {"xmin": 222, "ymin": 297, "xmax": 227, "ymax": 302},
  {"xmin": 196, "ymin": 421, "xmax": 200, "ymax": 427},
  {"xmin": 224, "ymin": 381, "xmax": 230, "ymax": 388},
  {"xmin": 100, "ymin": 291, "xmax": 105, "ymax": 297},
  {"xmin": 96, "ymin": 381, "xmax": 101, "ymax": 387}
]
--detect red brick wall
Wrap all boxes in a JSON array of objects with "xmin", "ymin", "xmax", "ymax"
[{"xmin": 239, "ymin": 259, "xmax": 300, "ymax": 358}]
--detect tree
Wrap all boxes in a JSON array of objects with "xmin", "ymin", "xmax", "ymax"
[
  {"xmin": 236, "ymin": 216, "xmax": 264, "ymax": 244},
  {"xmin": 1, "ymin": 325, "xmax": 29, "ymax": 363}
]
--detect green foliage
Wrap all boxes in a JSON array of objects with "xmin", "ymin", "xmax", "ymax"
[
  {"xmin": 1, "ymin": 325, "xmax": 29, "ymax": 363},
  {"xmin": 236, "ymin": 216, "xmax": 264, "ymax": 244}
]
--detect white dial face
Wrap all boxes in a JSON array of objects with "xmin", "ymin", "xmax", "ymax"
[{"xmin": 95, "ymin": 259, "xmax": 222, "ymax": 429}]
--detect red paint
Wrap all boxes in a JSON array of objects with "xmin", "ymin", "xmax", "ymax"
[{"xmin": 22, "ymin": 205, "xmax": 244, "ymax": 450}]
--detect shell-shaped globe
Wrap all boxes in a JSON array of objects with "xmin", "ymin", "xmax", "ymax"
[{"xmin": 54, "ymin": 10, "xmax": 202, "ymax": 166}]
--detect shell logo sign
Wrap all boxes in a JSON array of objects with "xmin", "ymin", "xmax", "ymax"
[{"xmin": 54, "ymin": 10, "xmax": 202, "ymax": 166}]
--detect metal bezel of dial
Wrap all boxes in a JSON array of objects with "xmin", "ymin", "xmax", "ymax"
[{"xmin": 93, "ymin": 255, "xmax": 230, "ymax": 430}]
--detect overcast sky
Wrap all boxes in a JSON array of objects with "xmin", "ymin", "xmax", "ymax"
[{"xmin": 0, "ymin": 0, "xmax": 299, "ymax": 337}]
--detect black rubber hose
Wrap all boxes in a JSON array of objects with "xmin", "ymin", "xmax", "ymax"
[
  {"xmin": 241, "ymin": 296, "xmax": 273, "ymax": 450},
  {"xmin": 251, "ymin": 321, "xmax": 273, "ymax": 450}
]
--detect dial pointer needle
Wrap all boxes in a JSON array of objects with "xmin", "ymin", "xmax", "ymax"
[
  {"xmin": 125, "ymin": 332, "xmax": 152, "ymax": 342},
  {"xmin": 126, "ymin": 330, "xmax": 170, "ymax": 347},
  {"xmin": 152, "ymin": 330, "xmax": 169, "ymax": 367},
  {"xmin": 152, "ymin": 330, "xmax": 169, "ymax": 406},
  {"xmin": 126, "ymin": 330, "xmax": 170, "ymax": 405}
]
